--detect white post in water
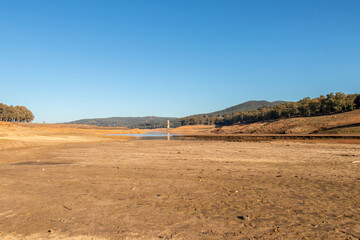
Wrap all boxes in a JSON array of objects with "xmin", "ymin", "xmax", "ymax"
[{"xmin": 167, "ymin": 120, "xmax": 170, "ymax": 140}]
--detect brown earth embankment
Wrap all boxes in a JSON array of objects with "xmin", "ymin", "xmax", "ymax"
[
  {"xmin": 176, "ymin": 134, "xmax": 360, "ymax": 144},
  {"xmin": 215, "ymin": 109, "xmax": 360, "ymax": 134}
]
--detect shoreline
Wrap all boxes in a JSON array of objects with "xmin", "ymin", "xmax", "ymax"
[{"xmin": 175, "ymin": 133, "xmax": 360, "ymax": 143}]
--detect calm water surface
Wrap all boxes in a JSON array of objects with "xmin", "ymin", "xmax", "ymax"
[{"xmin": 107, "ymin": 132, "xmax": 180, "ymax": 140}]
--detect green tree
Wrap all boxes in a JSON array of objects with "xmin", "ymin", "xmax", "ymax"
[
  {"xmin": 334, "ymin": 92, "xmax": 347, "ymax": 112},
  {"xmin": 309, "ymin": 98, "xmax": 321, "ymax": 115},
  {"xmin": 298, "ymin": 97, "xmax": 311, "ymax": 116},
  {"xmin": 354, "ymin": 95, "xmax": 360, "ymax": 109}
]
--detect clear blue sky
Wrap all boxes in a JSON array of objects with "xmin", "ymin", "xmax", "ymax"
[{"xmin": 1, "ymin": 0, "xmax": 359, "ymax": 123}]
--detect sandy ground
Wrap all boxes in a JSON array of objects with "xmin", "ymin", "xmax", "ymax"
[{"xmin": 0, "ymin": 124, "xmax": 360, "ymax": 239}]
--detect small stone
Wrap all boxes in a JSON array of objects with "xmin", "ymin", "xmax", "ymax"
[
  {"xmin": 237, "ymin": 215, "xmax": 250, "ymax": 221},
  {"xmin": 48, "ymin": 229, "xmax": 54, "ymax": 233},
  {"xmin": 63, "ymin": 205, "xmax": 72, "ymax": 210}
]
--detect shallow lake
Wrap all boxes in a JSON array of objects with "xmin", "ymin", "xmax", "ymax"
[{"xmin": 107, "ymin": 132, "xmax": 180, "ymax": 140}]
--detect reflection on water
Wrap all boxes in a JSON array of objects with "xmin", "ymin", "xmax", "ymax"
[{"xmin": 107, "ymin": 132, "xmax": 178, "ymax": 140}]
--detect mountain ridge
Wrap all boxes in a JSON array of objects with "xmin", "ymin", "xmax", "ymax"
[
  {"xmin": 68, "ymin": 116, "xmax": 177, "ymax": 128},
  {"xmin": 192, "ymin": 100, "xmax": 288, "ymax": 117},
  {"xmin": 67, "ymin": 100, "xmax": 288, "ymax": 128}
]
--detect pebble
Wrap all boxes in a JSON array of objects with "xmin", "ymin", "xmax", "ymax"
[
  {"xmin": 273, "ymin": 227, "xmax": 280, "ymax": 232},
  {"xmin": 48, "ymin": 229, "xmax": 54, "ymax": 233},
  {"xmin": 63, "ymin": 205, "xmax": 72, "ymax": 210},
  {"xmin": 237, "ymin": 215, "xmax": 251, "ymax": 221}
]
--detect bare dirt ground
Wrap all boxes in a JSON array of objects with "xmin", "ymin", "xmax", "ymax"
[{"xmin": 1, "ymin": 123, "xmax": 360, "ymax": 239}]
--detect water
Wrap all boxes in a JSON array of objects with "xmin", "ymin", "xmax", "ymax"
[
  {"xmin": 107, "ymin": 132, "xmax": 180, "ymax": 140},
  {"xmin": 108, "ymin": 132, "xmax": 172, "ymax": 137}
]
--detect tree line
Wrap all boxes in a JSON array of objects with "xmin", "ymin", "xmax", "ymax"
[
  {"xmin": 180, "ymin": 115, "xmax": 218, "ymax": 126},
  {"xmin": 0, "ymin": 103, "xmax": 34, "ymax": 122},
  {"xmin": 215, "ymin": 92, "xmax": 360, "ymax": 127},
  {"xmin": 178, "ymin": 92, "xmax": 360, "ymax": 127}
]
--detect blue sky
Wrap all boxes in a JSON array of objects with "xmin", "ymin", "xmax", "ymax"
[{"xmin": 1, "ymin": 0, "xmax": 359, "ymax": 123}]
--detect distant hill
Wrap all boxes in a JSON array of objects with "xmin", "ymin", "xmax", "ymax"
[
  {"xmin": 68, "ymin": 116, "xmax": 179, "ymax": 129},
  {"xmin": 66, "ymin": 93, "xmax": 359, "ymax": 130},
  {"xmin": 214, "ymin": 93, "xmax": 360, "ymax": 127},
  {"xmin": 179, "ymin": 100, "xmax": 288, "ymax": 126},
  {"xmin": 200, "ymin": 100, "xmax": 288, "ymax": 116},
  {"xmin": 67, "ymin": 100, "xmax": 287, "ymax": 128}
]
